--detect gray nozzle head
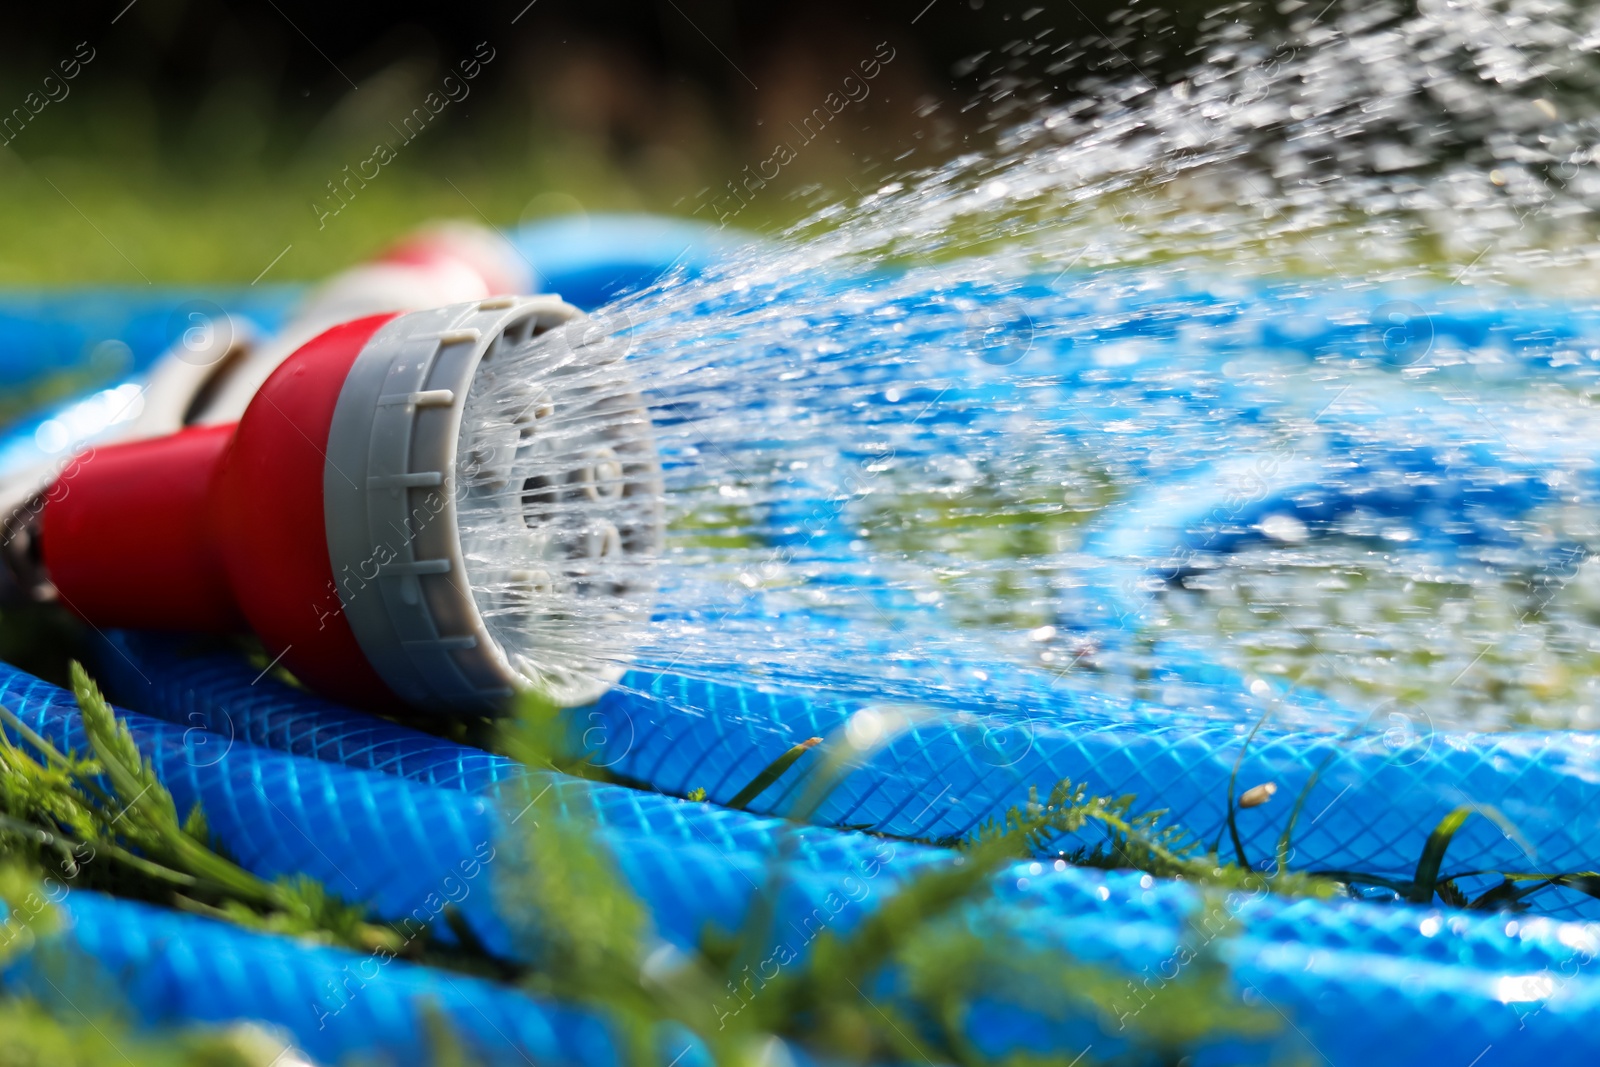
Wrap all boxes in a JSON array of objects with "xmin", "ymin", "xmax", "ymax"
[{"xmin": 324, "ymin": 297, "xmax": 663, "ymax": 712}]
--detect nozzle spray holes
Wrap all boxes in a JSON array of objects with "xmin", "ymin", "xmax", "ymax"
[
  {"xmin": 578, "ymin": 448, "xmax": 625, "ymax": 502},
  {"xmin": 520, "ymin": 474, "xmax": 561, "ymax": 526},
  {"xmin": 514, "ymin": 391, "xmax": 555, "ymax": 442},
  {"xmin": 539, "ymin": 520, "xmax": 621, "ymax": 568},
  {"xmin": 454, "ymin": 299, "xmax": 665, "ymax": 705},
  {"xmin": 461, "ymin": 382, "xmax": 557, "ymax": 492},
  {"xmin": 584, "ymin": 520, "xmax": 622, "ymax": 559},
  {"xmin": 520, "ymin": 451, "xmax": 627, "ymax": 525},
  {"xmin": 506, "ymin": 567, "xmax": 554, "ymax": 599}
]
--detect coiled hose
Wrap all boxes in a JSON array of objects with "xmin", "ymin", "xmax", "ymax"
[{"xmin": 84, "ymin": 633, "xmax": 1600, "ymax": 1065}]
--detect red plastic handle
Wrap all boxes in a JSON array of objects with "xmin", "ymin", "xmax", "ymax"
[
  {"xmin": 43, "ymin": 424, "xmax": 240, "ymax": 630},
  {"xmin": 42, "ymin": 313, "xmax": 403, "ymax": 710}
]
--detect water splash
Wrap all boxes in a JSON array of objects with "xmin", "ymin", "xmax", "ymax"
[{"xmin": 460, "ymin": 0, "xmax": 1600, "ymax": 731}]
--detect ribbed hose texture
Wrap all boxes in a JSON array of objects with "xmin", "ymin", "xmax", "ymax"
[
  {"xmin": 579, "ymin": 665, "xmax": 1600, "ymax": 919},
  {"xmin": 85, "ymin": 635, "xmax": 1600, "ymax": 1065},
  {"xmin": 4, "ymin": 890, "xmax": 626, "ymax": 1067},
  {"xmin": 103, "ymin": 631, "xmax": 1600, "ymax": 923}
]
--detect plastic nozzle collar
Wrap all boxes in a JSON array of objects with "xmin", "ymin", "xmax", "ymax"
[
  {"xmin": 327, "ymin": 297, "xmax": 594, "ymax": 710},
  {"xmin": 320, "ymin": 294, "xmax": 666, "ymax": 711}
]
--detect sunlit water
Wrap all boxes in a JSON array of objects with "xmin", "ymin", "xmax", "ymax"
[{"xmin": 459, "ymin": 0, "xmax": 1600, "ymax": 733}]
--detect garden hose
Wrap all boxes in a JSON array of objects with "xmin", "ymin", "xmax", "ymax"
[
  {"xmin": 3, "ymin": 889, "xmax": 633, "ymax": 1067},
  {"xmin": 82, "ymin": 632, "xmax": 1600, "ymax": 1065}
]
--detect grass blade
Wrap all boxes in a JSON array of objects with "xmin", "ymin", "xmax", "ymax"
[
  {"xmin": 727, "ymin": 736, "xmax": 823, "ymax": 810},
  {"xmin": 1217, "ymin": 711, "xmax": 1270, "ymax": 868},
  {"xmin": 1409, "ymin": 806, "xmax": 1475, "ymax": 904}
]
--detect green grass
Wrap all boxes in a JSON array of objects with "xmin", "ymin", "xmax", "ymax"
[
  {"xmin": 0, "ymin": 127, "xmax": 811, "ymax": 286},
  {"xmin": 0, "ymin": 157, "xmax": 634, "ymax": 285}
]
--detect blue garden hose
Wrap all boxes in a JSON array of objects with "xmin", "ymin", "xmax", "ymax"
[
  {"xmin": 0, "ymin": 287, "xmax": 298, "ymax": 390},
  {"xmin": 5, "ymin": 889, "xmax": 632, "ymax": 1067},
  {"xmin": 81, "ymin": 633, "xmax": 1600, "ymax": 1065},
  {"xmin": 31, "ymin": 880, "xmax": 1600, "ymax": 1067},
  {"xmin": 576, "ymin": 656, "xmax": 1600, "ymax": 918},
  {"xmin": 0, "ymin": 662, "xmax": 515, "ymax": 947}
]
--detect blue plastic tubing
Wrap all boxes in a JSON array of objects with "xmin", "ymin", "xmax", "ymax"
[
  {"xmin": 73, "ymin": 635, "xmax": 1600, "ymax": 1064},
  {"xmin": 3, "ymin": 889, "xmax": 631, "ymax": 1067}
]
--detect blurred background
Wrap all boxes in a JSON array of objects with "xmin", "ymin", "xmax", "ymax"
[{"xmin": 0, "ymin": 0, "xmax": 1229, "ymax": 283}]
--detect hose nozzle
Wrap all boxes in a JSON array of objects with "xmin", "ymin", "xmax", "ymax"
[{"xmin": 37, "ymin": 298, "xmax": 663, "ymax": 713}]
